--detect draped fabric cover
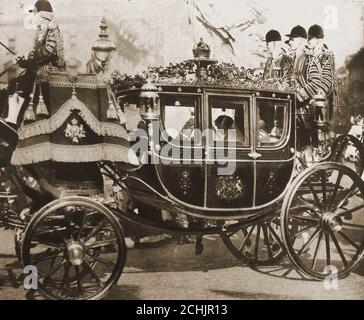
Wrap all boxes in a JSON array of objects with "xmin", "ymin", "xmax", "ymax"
[{"xmin": 11, "ymin": 72, "xmax": 130, "ymax": 165}]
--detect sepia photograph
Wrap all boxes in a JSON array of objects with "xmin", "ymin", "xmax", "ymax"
[{"xmin": 0, "ymin": 0, "xmax": 363, "ymax": 306}]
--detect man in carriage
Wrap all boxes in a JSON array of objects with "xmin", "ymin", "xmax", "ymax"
[
  {"xmin": 263, "ymin": 29, "xmax": 293, "ymax": 83},
  {"xmin": 0, "ymin": 0, "xmax": 65, "ymax": 166},
  {"xmin": 306, "ymin": 24, "xmax": 337, "ymax": 121},
  {"xmin": 284, "ymin": 25, "xmax": 325, "ymax": 162}
]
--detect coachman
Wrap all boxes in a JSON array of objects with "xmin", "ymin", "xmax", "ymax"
[{"xmin": 0, "ymin": 0, "xmax": 65, "ymax": 165}]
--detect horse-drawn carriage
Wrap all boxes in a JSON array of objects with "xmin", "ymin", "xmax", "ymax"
[{"xmin": 1, "ymin": 39, "xmax": 364, "ymax": 300}]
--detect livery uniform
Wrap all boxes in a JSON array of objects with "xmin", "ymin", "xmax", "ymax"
[
  {"xmin": 293, "ymin": 47, "xmax": 322, "ymax": 103},
  {"xmin": 316, "ymin": 45, "xmax": 337, "ymax": 120},
  {"xmin": 27, "ymin": 20, "xmax": 66, "ymax": 72},
  {"xmin": 263, "ymin": 51, "xmax": 293, "ymax": 83},
  {"xmin": 0, "ymin": 0, "xmax": 64, "ymax": 166}
]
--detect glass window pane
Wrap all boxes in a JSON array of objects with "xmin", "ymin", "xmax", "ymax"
[
  {"xmin": 256, "ymin": 99, "xmax": 288, "ymax": 147},
  {"xmin": 209, "ymin": 96, "xmax": 249, "ymax": 147},
  {"xmin": 161, "ymin": 96, "xmax": 198, "ymax": 140}
]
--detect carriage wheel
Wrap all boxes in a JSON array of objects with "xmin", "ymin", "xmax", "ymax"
[
  {"xmin": 330, "ymin": 134, "xmax": 364, "ymax": 177},
  {"xmin": 221, "ymin": 215, "xmax": 286, "ymax": 266},
  {"xmin": 281, "ymin": 162, "xmax": 364, "ymax": 280},
  {"xmin": 21, "ymin": 197, "xmax": 126, "ymax": 300}
]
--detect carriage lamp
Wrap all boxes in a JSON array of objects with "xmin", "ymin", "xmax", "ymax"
[
  {"xmin": 312, "ymin": 92, "xmax": 329, "ymax": 143},
  {"xmin": 139, "ymin": 81, "xmax": 160, "ymax": 120},
  {"xmin": 92, "ymin": 17, "xmax": 116, "ymax": 71}
]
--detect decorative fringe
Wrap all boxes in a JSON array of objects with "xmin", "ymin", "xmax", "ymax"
[
  {"xmin": 18, "ymin": 95, "xmax": 128, "ymax": 140},
  {"xmin": 11, "ymin": 142, "xmax": 131, "ymax": 165},
  {"xmin": 35, "ymin": 87, "xmax": 49, "ymax": 117},
  {"xmin": 23, "ymin": 101, "xmax": 35, "ymax": 121},
  {"xmin": 107, "ymin": 100, "xmax": 118, "ymax": 120}
]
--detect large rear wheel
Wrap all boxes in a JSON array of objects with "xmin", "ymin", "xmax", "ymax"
[
  {"xmin": 281, "ymin": 162, "xmax": 364, "ymax": 280},
  {"xmin": 21, "ymin": 197, "xmax": 126, "ymax": 300}
]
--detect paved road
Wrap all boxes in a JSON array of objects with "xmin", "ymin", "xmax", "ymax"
[{"xmin": 0, "ymin": 229, "xmax": 364, "ymax": 300}]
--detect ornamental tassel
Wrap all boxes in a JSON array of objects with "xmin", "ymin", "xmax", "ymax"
[
  {"xmin": 107, "ymin": 99, "xmax": 118, "ymax": 120},
  {"xmin": 35, "ymin": 86, "xmax": 49, "ymax": 117},
  {"xmin": 23, "ymin": 94, "xmax": 35, "ymax": 121}
]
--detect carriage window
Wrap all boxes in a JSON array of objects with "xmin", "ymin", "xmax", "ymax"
[
  {"xmin": 209, "ymin": 96, "xmax": 249, "ymax": 147},
  {"xmin": 256, "ymin": 99, "xmax": 289, "ymax": 147},
  {"xmin": 161, "ymin": 96, "xmax": 199, "ymax": 141}
]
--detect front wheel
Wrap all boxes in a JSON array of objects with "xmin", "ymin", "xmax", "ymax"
[
  {"xmin": 21, "ymin": 197, "xmax": 126, "ymax": 300},
  {"xmin": 281, "ymin": 162, "xmax": 364, "ymax": 280},
  {"xmin": 221, "ymin": 215, "xmax": 286, "ymax": 266}
]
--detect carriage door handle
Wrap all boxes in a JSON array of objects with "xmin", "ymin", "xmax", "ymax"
[{"xmin": 248, "ymin": 152, "xmax": 262, "ymax": 160}]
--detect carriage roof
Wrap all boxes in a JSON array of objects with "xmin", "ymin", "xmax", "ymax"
[{"xmin": 111, "ymin": 58, "xmax": 296, "ymax": 99}]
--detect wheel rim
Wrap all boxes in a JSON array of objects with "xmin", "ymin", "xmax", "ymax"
[
  {"xmin": 22, "ymin": 199, "xmax": 126, "ymax": 300},
  {"xmin": 222, "ymin": 216, "xmax": 286, "ymax": 266},
  {"xmin": 281, "ymin": 163, "xmax": 364, "ymax": 280},
  {"xmin": 330, "ymin": 135, "xmax": 364, "ymax": 177}
]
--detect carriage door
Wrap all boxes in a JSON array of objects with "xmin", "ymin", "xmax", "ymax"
[
  {"xmin": 204, "ymin": 92, "xmax": 254, "ymax": 209},
  {"xmin": 155, "ymin": 93, "xmax": 205, "ymax": 207}
]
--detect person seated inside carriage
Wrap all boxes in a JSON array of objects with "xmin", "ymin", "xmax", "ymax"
[
  {"xmin": 0, "ymin": 0, "xmax": 65, "ymax": 166},
  {"xmin": 213, "ymin": 115, "xmax": 243, "ymax": 142}
]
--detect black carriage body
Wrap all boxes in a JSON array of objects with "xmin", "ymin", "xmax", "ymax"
[{"xmin": 118, "ymin": 83, "xmax": 296, "ymax": 220}]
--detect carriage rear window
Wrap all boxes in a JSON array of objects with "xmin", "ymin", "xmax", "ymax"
[
  {"xmin": 256, "ymin": 99, "xmax": 289, "ymax": 148},
  {"xmin": 209, "ymin": 96, "xmax": 250, "ymax": 147},
  {"xmin": 161, "ymin": 95, "xmax": 199, "ymax": 141}
]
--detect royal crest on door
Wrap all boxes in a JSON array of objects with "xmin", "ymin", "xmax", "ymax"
[
  {"xmin": 65, "ymin": 118, "xmax": 86, "ymax": 143},
  {"xmin": 215, "ymin": 175, "xmax": 244, "ymax": 201}
]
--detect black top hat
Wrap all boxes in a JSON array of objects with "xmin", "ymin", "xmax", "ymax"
[
  {"xmin": 34, "ymin": 0, "xmax": 53, "ymax": 13},
  {"xmin": 308, "ymin": 24, "xmax": 324, "ymax": 40},
  {"xmin": 285, "ymin": 25, "xmax": 307, "ymax": 39},
  {"xmin": 265, "ymin": 30, "xmax": 282, "ymax": 43}
]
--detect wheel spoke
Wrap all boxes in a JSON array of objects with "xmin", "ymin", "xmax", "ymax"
[
  {"xmin": 61, "ymin": 210, "xmax": 75, "ymax": 241},
  {"xmin": 338, "ymin": 231, "xmax": 360, "ymax": 250},
  {"xmin": 325, "ymin": 233, "xmax": 331, "ymax": 266},
  {"xmin": 57, "ymin": 263, "xmax": 70, "ymax": 295},
  {"xmin": 33, "ymin": 251, "xmax": 63, "ymax": 265},
  {"xmin": 238, "ymin": 225, "xmax": 255, "ymax": 252},
  {"xmin": 82, "ymin": 261, "xmax": 102, "ymax": 288},
  {"xmin": 267, "ymin": 224, "xmax": 284, "ymax": 249},
  {"xmin": 306, "ymin": 180, "xmax": 323, "ymax": 211},
  {"xmin": 311, "ymin": 231, "xmax": 323, "ymax": 270},
  {"xmin": 321, "ymin": 172, "xmax": 327, "ymax": 211},
  {"xmin": 90, "ymin": 256, "xmax": 116, "ymax": 269},
  {"xmin": 297, "ymin": 228, "xmax": 320, "ymax": 256},
  {"xmin": 334, "ymin": 184, "xmax": 358, "ymax": 212},
  {"xmin": 296, "ymin": 195, "xmax": 317, "ymax": 209},
  {"xmin": 42, "ymin": 259, "xmax": 67, "ymax": 282},
  {"xmin": 86, "ymin": 239, "xmax": 116, "ymax": 249},
  {"xmin": 290, "ymin": 223, "xmax": 319, "ymax": 242},
  {"xmin": 290, "ymin": 215, "xmax": 320, "ymax": 223},
  {"xmin": 75, "ymin": 266, "xmax": 83, "ymax": 294},
  {"xmin": 335, "ymin": 204, "xmax": 364, "ymax": 218},
  {"xmin": 31, "ymin": 239, "xmax": 64, "ymax": 251},
  {"xmin": 342, "ymin": 222, "xmax": 364, "ymax": 230},
  {"xmin": 84, "ymin": 221, "xmax": 106, "ymax": 243},
  {"xmin": 330, "ymin": 171, "xmax": 344, "ymax": 210},
  {"xmin": 262, "ymin": 224, "xmax": 273, "ymax": 259},
  {"xmin": 329, "ymin": 231, "xmax": 348, "ymax": 267},
  {"xmin": 77, "ymin": 213, "xmax": 89, "ymax": 241},
  {"xmin": 254, "ymin": 225, "xmax": 261, "ymax": 260}
]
